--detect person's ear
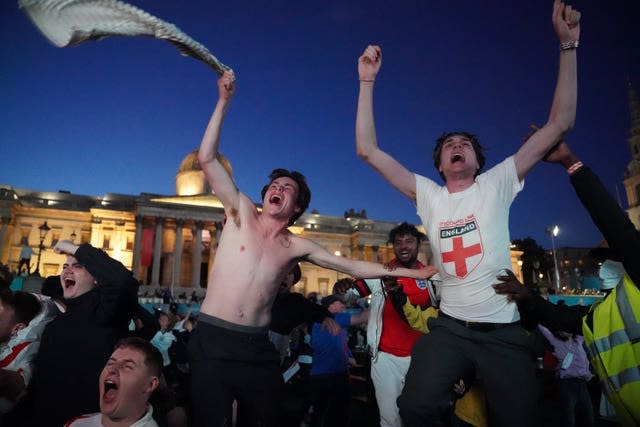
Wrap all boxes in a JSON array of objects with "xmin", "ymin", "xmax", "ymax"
[{"xmin": 145, "ymin": 376, "xmax": 160, "ymax": 394}]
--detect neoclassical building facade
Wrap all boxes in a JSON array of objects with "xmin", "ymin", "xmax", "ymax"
[{"xmin": 0, "ymin": 150, "xmax": 525, "ymax": 297}]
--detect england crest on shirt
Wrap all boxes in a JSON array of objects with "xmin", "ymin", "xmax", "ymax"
[{"xmin": 438, "ymin": 215, "xmax": 484, "ymax": 279}]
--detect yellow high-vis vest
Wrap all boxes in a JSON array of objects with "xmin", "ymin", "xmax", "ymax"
[{"xmin": 582, "ymin": 274, "xmax": 640, "ymax": 427}]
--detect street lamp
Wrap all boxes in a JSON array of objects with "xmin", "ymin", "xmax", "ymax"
[
  {"xmin": 546, "ymin": 225, "xmax": 560, "ymax": 292},
  {"xmin": 33, "ymin": 221, "xmax": 51, "ymax": 276}
]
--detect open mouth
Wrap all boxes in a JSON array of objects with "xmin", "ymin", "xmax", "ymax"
[
  {"xmin": 63, "ymin": 278, "xmax": 76, "ymax": 289},
  {"xmin": 103, "ymin": 380, "xmax": 118, "ymax": 399},
  {"xmin": 269, "ymin": 194, "xmax": 282, "ymax": 205},
  {"xmin": 451, "ymin": 154, "xmax": 464, "ymax": 163}
]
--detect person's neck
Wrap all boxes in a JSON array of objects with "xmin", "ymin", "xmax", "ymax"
[
  {"xmin": 444, "ymin": 174, "xmax": 475, "ymax": 193},
  {"xmin": 101, "ymin": 406, "xmax": 148, "ymax": 427},
  {"xmin": 394, "ymin": 258, "xmax": 419, "ymax": 269},
  {"xmin": 258, "ymin": 214, "xmax": 291, "ymax": 237}
]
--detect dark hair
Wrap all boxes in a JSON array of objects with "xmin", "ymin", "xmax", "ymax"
[
  {"xmin": 388, "ymin": 222, "xmax": 426, "ymax": 245},
  {"xmin": 41, "ymin": 275, "xmax": 63, "ymax": 299},
  {"xmin": 321, "ymin": 294, "xmax": 342, "ymax": 309},
  {"xmin": 0, "ymin": 289, "xmax": 41, "ymax": 326},
  {"xmin": 260, "ymin": 169, "xmax": 311, "ymax": 226},
  {"xmin": 115, "ymin": 336, "xmax": 163, "ymax": 377},
  {"xmin": 433, "ymin": 131, "xmax": 486, "ymax": 181},
  {"xmin": 332, "ymin": 278, "xmax": 353, "ymax": 295}
]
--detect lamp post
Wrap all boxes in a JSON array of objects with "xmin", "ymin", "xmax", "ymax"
[
  {"xmin": 34, "ymin": 221, "xmax": 51, "ymax": 276},
  {"xmin": 546, "ymin": 225, "xmax": 560, "ymax": 292}
]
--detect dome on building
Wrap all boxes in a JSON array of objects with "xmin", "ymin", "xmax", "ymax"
[
  {"xmin": 176, "ymin": 150, "xmax": 233, "ymax": 196},
  {"xmin": 178, "ymin": 150, "xmax": 201, "ymax": 173}
]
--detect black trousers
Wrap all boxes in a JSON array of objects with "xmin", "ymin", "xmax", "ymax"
[
  {"xmin": 397, "ymin": 315, "xmax": 540, "ymax": 427},
  {"xmin": 188, "ymin": 315, "xmax": 284, "ymax": 427},
  {"xmin": 309, "ymin": 373, "xmax": 351, "ymax": 427}
]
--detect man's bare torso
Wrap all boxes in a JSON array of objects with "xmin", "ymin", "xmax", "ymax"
[{"xmin": 200, "ymin": 199, "xmax": 301, "ymax": 328}]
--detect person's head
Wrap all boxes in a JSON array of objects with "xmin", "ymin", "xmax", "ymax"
[
  {"xmin": 279, "ymin": 263, "xmax": 302, "ymax": 294},
  {"xmin": 60, "ymin": 255, "xmax": 97, "ymax": 299},
  {"xmin": 332, "ymin": 278, "xmax": 353, "ymax": 298},
  {"xmin": 433, "ymin": 132, "xmax": 485, "ymax": 182},
  {"xmin": 598, "ymin": 259, "xmax": 625, "ymax": 293},
  {"xmin": 0, "ymin": 289, "xmax": 41, "ymax": 344},
  {"xmin": 261, "ymin": 169, "xmax": 311, "ymax": 226},
  {"xmin": 388, "ymin": 222, "xmax": 425, "ymax": 268},
  {"xmin": 157, "ymin": 312, "xmax": 176, "ymax": 332},
  {"xmin": 99, "ymin": 337, "xmax": 162, "ymax": 424},
  {"xmin": 41, "ymin": 275, "xmax": 63, "ymax": 300},
  {"xmin": 0, "ymin": 264, "xmax": 13, "ymax": 289},
  {"xmin": 321, "ymin": 294, "xmax": 346, "ymax": 314}
]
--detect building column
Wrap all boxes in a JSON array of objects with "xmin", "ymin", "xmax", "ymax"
[
  {"xmin": 0, "ymin": 217, "xmax": 11, "ymax": 264},
  {"xmin": 371, "ymin": 245, "xmax": 380, "ymax": 263},
  {"xmin": 151, "ymin": 218, "xmax": 164, "ymax": 287},
  {"xmin": 171, "ymin": 219, "xmax": 185, "ymax": 295},
  {"xmin": 131, "ymin": 215, "xmax": 143, "ymax": 277},
  {"xmin": 191, "ymin": 221, "xmax": 203, "ymax": 288}
]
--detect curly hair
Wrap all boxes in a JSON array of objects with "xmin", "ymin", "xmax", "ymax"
[{"xmin": 388, "ymin": 222, "xmax": 426, "ymax": 245}]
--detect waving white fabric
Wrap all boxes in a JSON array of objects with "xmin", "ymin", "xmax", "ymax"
[{"xmin": 19, "ymin": 0, "xmax": 230, "ymax": 75}]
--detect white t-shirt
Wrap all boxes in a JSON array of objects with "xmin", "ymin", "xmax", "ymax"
[
  {"xmin": 64, "ymin": 405, "xmax": 158, "ymax": 427},
  {"xmin": 415, "ymin": 156, "xmax": 522, "ymax": 323}
]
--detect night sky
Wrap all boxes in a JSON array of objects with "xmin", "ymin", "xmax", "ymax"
[{"xmin": 2, "ymin": 0, "xmax": 639, "ymax": 249}]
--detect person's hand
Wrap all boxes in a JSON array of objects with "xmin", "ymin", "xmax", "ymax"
[
  {"xmin": 552, "ymin": 0, "xmax": 581, "ymax": 44},
  {"xmin": 53, "ymin": 240, "xmax": 79, "ymax": 256},
  {"xmin": 320, "ymin": 317, "xmax": 341, "ymax": 336},
  {"xmin": 523, "ymin": 124, "xmax": 578, "ymax": 168},
  {"xmin": 543, "ymin": 141, "xmax": 576, "ymax": 165},
  {"xmin": 382, "ymin": 276, "xmax": 399, "ymax": 292},
  {"xmin": 492, "ymin": 269, "xmax": 532, "ymax": 302},
  {"xmin": 217, "ymin": 69, "xmax": 235, "ymax": 101},
  {"xmin": 453, "ymin": 379, "xmax": 466, "ymax": 396},
  {"xmin": 358, "ymin": 45, "xmax": 382, "ymax": 82}
]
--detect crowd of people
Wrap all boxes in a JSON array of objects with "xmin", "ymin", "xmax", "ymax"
[{"xmin": 1, "ymin": 0, "xmax": 639, "ymax": 426}]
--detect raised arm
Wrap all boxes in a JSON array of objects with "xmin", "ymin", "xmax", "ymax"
[
  {"xmin": 197, "ymin": 70, "xmax": 240, "ymax": 216},
  {"xmin": 513, "ymin": 0, "xmax": 580, "ymax": 180},
  {"xmin": 298, "ymin": 237, "xmax": 436, "ymax": 280},
  {"xmin": 544, "ymin": 141, "xmax": 640, "ymax": 286},
  {"xmin": 356, "ymin": 45, "xmax": 417, "ymax": 201}
]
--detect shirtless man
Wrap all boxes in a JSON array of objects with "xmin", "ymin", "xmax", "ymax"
[{"xmin": 188, "ymin": 71, "xmax": 436, "ymax": 427}]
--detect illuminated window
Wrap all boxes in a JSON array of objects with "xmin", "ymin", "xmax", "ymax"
[{"xmin": 318, "ymin": 278, "xmax": 329, "ymax": 297}]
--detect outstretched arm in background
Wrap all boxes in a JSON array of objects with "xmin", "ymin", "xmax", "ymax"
[
  {"xmin": 197, "ymin": 70, "xmax": 240, "ymax": 219},
  {"xmin": 544, "ymin": 141, "xmax": 640, "ymax": 286},
  {"xmin": 513, "ymin": 0, "xmax": 580, "ymax": 180},
  {"xmin": 355, "ymin": 45, "xmax": 417, "ymax": 201},
  {"xmin": 297, "ymin": 236, "xmax": 437, "ymax": 280}
]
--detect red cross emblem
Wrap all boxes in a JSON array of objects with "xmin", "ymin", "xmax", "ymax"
[
  {"xmin": 438, "ymin": 217, "xmax": 484, "ymax": 278},
  {"xmin": 441, "ymin": 236, "xmax": 482, "ymax": 277}
]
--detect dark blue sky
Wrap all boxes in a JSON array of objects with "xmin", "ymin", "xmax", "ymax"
[{"xmin": 1, "ymin": 1, "xmax": 639, "ymax": 249}]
